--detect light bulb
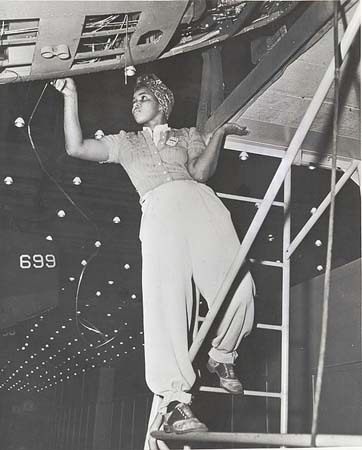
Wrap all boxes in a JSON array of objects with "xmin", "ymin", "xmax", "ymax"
[
  {"xmin": 94, "ymin": 130, "xmax": 105, "ymax": 139},
  {"xmin": 14, "ymin": 117, "xmax": 25, "ymax": 128},
  {"xmin": 239, "ymin": 151, "xmax": 249, "ymax": 161},
  {"xmin": 72, "ymin": 176, "xmax": 82, "ymax": 185},
  {"xmin": 124, "ymin": 65, "xmax": 136, "ymax": 77},
  {"xmin": 4, "ymin": 176, "xmax": 13, "ymax": 185}
]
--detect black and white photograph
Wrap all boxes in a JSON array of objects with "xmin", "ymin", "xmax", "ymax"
[{"xmin": 0, "ymin": 1, "xmax": 360, "ymax": 450}]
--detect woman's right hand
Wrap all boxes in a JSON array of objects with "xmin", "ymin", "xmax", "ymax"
[{"xmin": 51, "ymin": 78, "xmax": 77, "ymax": 97}]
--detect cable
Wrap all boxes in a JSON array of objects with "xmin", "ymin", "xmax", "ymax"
[
  {"xmin": 94, "ymin": 14, "xmax": 119, "ymax": 33},
  {"xmin": 310, "ymin": 3, "xmax": 341, "ymax": 445},
  {"xmin": 124, "ymin": 14, "xmax": 130, "ymax": 85},
  {"xmin": 27, "ymin": 83, "xmax": 99, "ymax": 228},
  {"xmin": 26, "ymin": 81, "xmax": 117, "ymax": 349},
  {"xmin": 0, "ymin": 20, "xmax": 5, "ymax": 44},
  {"xmin": 75, "ymin": 249, "xmax": 116, "ymax": 348},
  {"xmin": 105, "ymin": 14, "xmax": 127, "ymax": 51}
]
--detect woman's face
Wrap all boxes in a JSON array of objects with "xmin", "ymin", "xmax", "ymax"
[{"xmin": 132, "ymin": 87, "xmax": 164, "ymax": 125}]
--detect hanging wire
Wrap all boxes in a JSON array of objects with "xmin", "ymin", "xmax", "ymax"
[
  {"xmin": 27, "ymin": 83, "xmax": 99, "ymax": 227},
  {"xmin": 124, "ymin": 14, "xmax": 129, "ymax": 85},
  {"xmin": 310, "ymin": 3, "xmax": 341, "ymax": 445},
  {"xmin": 93, "ymin": 14, "xmax": 119, "ymax": 33},
  {"xmin": 105, "ymin": 14, "xmax": 127, "ymax": 51},
  {"xmin": 26, "ymin": 82, "xmax": 117, "ymax": 349},
  {"xmin": 0, "ymin": 20, "xmax": 5, "ymax": 44},
  {"xmin": 124, "ymin": 14, "xmax": 137, "ymax": 86},
  {"xmin": 75, "ymin": 249, "xmax": 116, "ymax": 348}
]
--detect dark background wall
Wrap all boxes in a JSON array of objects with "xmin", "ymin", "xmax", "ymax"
[{"xmin": 289, "ymin": 257, "xmax": 362, "ymax": 435}]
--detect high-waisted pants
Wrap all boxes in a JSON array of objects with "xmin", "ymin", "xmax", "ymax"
[{"xmin": 140, "ymin": 180, "xmax": 255, "ymax": 409}]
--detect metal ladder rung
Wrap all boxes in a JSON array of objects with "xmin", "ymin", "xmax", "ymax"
[
  {"xmin": 198, "ymin": 320, "xmax": 282, "ymax": 332},
  {"xmin": 249, "ymin": 258, "xmax": 284, "ymax": 268},
  {"xmin": 199, "ymin": 385, "xmax": 282, "ymax": 398},
  {"xmin": 257, "ymin": 323, "xmax": 282, "ymax": 331},
  {"xmin": 217, "ymin": 192, "xmax": 285, "ymax": 207}
]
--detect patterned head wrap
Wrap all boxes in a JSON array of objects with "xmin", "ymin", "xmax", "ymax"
[{"xmin": 134, "ymin": 73, "xmax": 175, "ymax": 120}]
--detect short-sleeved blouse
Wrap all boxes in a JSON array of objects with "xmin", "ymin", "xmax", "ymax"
[{"xmin": 100, "ymin": 127, "xmax": 205, "ymax": 198}]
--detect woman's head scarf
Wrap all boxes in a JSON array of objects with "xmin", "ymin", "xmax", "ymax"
[{"xmin": 134, "ymin": 74, "xmax": 174, "ymax": 120}]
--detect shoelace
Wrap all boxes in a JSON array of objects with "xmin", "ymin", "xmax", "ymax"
[
  {"xmin": 176, "ymin": 404, "xmax": 194, "ymax": 419},
  {"xmin": 223, "ymin": 364, "xmax": 236, "ymax": 379},
  {"xmin": 227, "ymin": 365, "xmax": 235, "ymax": 377}
]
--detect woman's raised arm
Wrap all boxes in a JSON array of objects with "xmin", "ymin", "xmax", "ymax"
[{"xmin": 52, "ymin": 78, "xmax": 110, "ymax": 162}]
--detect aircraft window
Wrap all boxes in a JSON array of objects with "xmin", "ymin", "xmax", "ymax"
[
  {"xmin": 72, "ymin": 12, "xmax": 141, "ymax": 66},
  {"xmin": 0, "ymin": 19, "xmax": 39, "ymax": 79},
  {"xmin": 137, "ymin": 30, "xmax": 163, "ymax": 46}
]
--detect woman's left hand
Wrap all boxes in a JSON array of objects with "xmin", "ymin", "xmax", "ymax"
[
  {"xmin": 201, "ymin": 122, "xmax": 248, "ymax": 146},
  {"xmin": 221, "ymin": 122, "xmax": 249, "ymax": 136}
]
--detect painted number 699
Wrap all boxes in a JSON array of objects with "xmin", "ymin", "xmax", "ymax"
[{"xmin": 19, "ymin": 254, "xmax": 57, "ymax": 269}]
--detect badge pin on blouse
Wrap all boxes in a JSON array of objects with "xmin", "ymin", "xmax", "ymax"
[{"xmin": 166, "ymin": 137, "xmax": 178, "ymax": 146}]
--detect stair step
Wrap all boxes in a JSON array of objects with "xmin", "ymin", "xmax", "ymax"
[
  {"xmin": 217, "ymin": 192, "xmax": 285, "ymax": 207},
  {"xmin": 199, "ymin": 386, "xmax": 281, "ymax": 398},
  {"xmin": 198, "ymin": 320, "xmax": 282, "ymax": 331},
  {"xmin": 257, "ymin": 323, "xmax": 282, "ymax": 331},
  {"xmin": 151, "ymin": 431, "xmax": 362, "ymax": 447},
  {"xmin": 249, "ymin": 258, "xmax": 284, "ymax": 268}
]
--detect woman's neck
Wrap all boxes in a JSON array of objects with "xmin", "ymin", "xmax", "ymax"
[{"xmin": 143, "ymin": 116, "xmax": 167, "ymax": 131}]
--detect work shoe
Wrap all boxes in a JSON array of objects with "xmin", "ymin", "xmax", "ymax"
[
  {"xmin": 206, "ymin": 357, "xmax": 244, "ymax": 394},
  {"xmin": 163, "ymin": 402, "xmax": 208, "ymax": 434}
]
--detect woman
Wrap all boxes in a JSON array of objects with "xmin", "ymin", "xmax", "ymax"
[{"xmin": 52, "ymin": 74, "xmax": 255, "ymax": 434}]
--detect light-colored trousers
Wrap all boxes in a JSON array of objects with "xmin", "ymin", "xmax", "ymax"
[{"xmin": 140, "ymin": 180, "xmax": 255, "ymax": 409}]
